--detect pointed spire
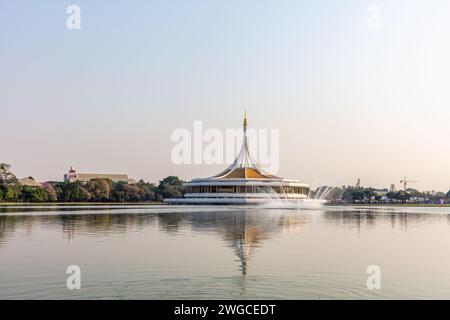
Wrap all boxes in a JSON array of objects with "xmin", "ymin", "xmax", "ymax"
[
  {"xmin": 210, "ymin": 114, "xmax": 281, "ymax": 179},
  {"xmin": 243, "ymin": 110, "xmax": 248, "ymax": 132}
]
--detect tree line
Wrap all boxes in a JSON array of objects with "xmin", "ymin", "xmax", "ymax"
[
  {"xmin": 0, "ymin": 163, "xmax": 184, "ymax": 203},
  {"xmin": 319, "ymin": 185, "xmax": 450, "ymax": 204}
]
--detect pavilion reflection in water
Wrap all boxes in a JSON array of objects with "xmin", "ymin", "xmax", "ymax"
[
  {"xmin": 1, "ymin": 207, "xmax": 436, "ymax": 275},
  {"xmin": 0, "ymin": 208, "xmax": 310, "ymax": 276}
]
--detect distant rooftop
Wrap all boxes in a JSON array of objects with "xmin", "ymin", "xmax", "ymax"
[{"xmin": 18, "ymin": 177, "xmax": 42, "ymax": 187}]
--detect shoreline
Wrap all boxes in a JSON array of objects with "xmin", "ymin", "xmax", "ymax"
[
  {"xmin": 0, "ymin": 202, "xmax": 166, "ymax": 206},
  {"xmin": 328, "ymin": 203, "xmax": 450, "ymax": 207},
  {"xmin": 1, "ymin": 202, "xmax": 449, "ymax": 208}
]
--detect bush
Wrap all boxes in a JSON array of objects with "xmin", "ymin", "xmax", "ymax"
[{"xmin": 21, "ymin": 186, "xmax": 49, "ymax": 202}]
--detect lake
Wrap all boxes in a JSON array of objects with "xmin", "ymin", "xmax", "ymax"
[{"xmin": 1, "ymin": 204, "xmax": 450, "ymax": 299}]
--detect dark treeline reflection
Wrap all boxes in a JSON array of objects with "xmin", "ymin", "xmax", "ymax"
[
  {"xmin": 0, "ymin": 207, "xmax": 450, "ymax": 244},
  {"xmin": 0, "ymin": 205, "xmax": 149, "ymax": 214},
  {"xmin": 3, "ymin": 209, "xmax": 450, "ymax": 246},
  {"xmin": 0, "ymin": 208, "xmax": 309, "ymax": 275},
  {"xmin": 322, "ymin": 209, "xmax": 450, "ymax": 233}
]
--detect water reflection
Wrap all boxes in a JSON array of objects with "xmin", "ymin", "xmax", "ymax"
[
  {"xmin": 3, "ymin": 206, "xmax": 450, "ymax": 299},
  {"xmin": 186, "ymin": 210, "xmax": 309, "ymax": 276},
  {"xmin": 322, "ymin": 208, "xmax": 450, "ymax": 232},
  {"xmin": 0, "ymin": 207, "xmax": 308, "ymax": 276},
  {"xmin": 2, "ymin": 206, "xmax": 450, "ymax": 276}
]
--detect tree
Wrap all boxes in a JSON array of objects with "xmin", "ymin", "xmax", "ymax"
[
  {"xmin": 342, "ymin": 186, "xmax": 365, "ymax": 202},
  {"xmin": 42, "ymin": 183, "xmax": 57, "ymax": 201},
  {"xmin": 21, "ymin": 186, "xmax": 49, "ymax": 202},
  {"xmin": 325, "ymin": 187, "xmax": 343, "ymax": 201},
  {"xmin": 0, "ymin": 184, "xmax": 21, "ymax": 201},
  {"xmin": 0, "ymin": 163, "xmax": 17, "ymax": 184},
  {"xmin": 85, "ymin": 179, "xmax": 112, "ymax": 201},
  {"xmin": 394, "ymin": 191, "xmax": 410, "ymax": 203},
  {"xmin": 54, "ymin": 181, "xmax": 91, "ymax": 202},
  {"xmin": 135, "ymin": 180, "xmax": 156, "ymax": 201},
  {"xmin": 156, "ymin": 176, "xmax": 184, "ymax": 199},
  {"xmin": 110, "ymin": 182, "xmax": 142, "ymax": 202},
  {"xmin": 435, "ymin": 191, "xmax": 445, "ymax": 199},
  {"xmin": 363, "ymin": 188, "xmax": 376, "ymax": 200}
]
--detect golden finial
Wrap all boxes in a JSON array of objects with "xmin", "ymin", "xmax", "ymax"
[{"xmin": 243, "ymin": 110, "xmax": 248, "ymax": 130}]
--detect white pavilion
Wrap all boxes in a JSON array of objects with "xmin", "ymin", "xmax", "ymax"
[{"xmin": 165, "ymin": 114, "xmax": 311, "ymax": 205}]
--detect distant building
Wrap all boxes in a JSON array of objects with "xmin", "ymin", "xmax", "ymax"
[
  {"xmin": 64, "ymin": 166, "xmax": 131, "ymax": 183},
  {"xmin": 18, "ymin": 177, "xmax": 42, "ymax": 187},
  {"xmin": 374, "ymin": 189, "xmax": 388, "ymax": 197}
]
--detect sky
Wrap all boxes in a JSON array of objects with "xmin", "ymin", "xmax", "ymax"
[{"xmin": 1, "ymin": 0, "xmax": 450, "ymax": 191}]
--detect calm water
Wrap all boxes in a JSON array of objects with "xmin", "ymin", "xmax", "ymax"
[{"xmin": 1, "ymin": 204, "xmax": 450, "ymax": 299}]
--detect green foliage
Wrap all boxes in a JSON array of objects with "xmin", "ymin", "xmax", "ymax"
[
  {"xmin": 110, "ymin": 182, "xmax": 139, "ymax": 202},
  {"xmin": 342, "ymin": 187, "xmax": 365, "ymax": 202},
  {"xmin": 0, "ymin": 184, "xmax": 21, "ymax": 201},
  {"xmin": 0, "ymin": 165, "xmax": 181, "ymax": 203},
  {"xmin": 135, "ymin": 180, "xmax": 156, "ymax": 201},
  {"xmin": 435, "ymin": 191, "xmax": 446, "ymax": 199},
  {"xmin": 0, "ymin": 163, "xmax": 17, "ymax": 184},
  {"xmin": 42, "ymin": 183, "xmax": 57, "ymax": 202},
  {"xmin": 85, "ymin": 179, "xmax": 112, "ymax": 201},
  {"xmin": 46, "ymin": 178, "xmax": 165, "ymax": 203},
  {"xmin": 54, "ymin": 181, "xmax": 91, "ymax": 202},
  {"xmin": 21, "ymin": 186, "xmax": 49, "ymax": 202},
  {"xmin": 156, "ymin": 176, "xmax": 184, "ymax": 199}
]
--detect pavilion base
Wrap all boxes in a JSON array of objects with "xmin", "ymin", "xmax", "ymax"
[{"xmin": 164, "ymin": 197, "xmax": 326, "ymax": 207}]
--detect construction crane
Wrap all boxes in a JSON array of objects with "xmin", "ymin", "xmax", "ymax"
[{"xmin": 400, "ymin": 177, "xmax": 419, "ymax": 191}]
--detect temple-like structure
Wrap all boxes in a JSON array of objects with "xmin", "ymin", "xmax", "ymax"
[{"xmin": 166, "ymin": 114, "xmax": 310, "ymax": 205}]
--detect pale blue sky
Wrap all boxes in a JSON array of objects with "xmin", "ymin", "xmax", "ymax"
[{"xmin": 1, "ymin": 1, "xmax": 450, "ymax": 191}]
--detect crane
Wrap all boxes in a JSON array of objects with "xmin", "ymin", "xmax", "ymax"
[{"xmin": 400, "ymin": 177, "xmax": 419, "ymax": 191}]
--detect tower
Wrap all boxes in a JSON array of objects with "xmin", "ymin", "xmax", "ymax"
[{"xmin": 65, "ymin": 166, "xmax": 77, "ymax": 182}]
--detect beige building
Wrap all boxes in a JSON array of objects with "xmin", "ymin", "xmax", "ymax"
[
  {"xmin": 18, "ymin": 177, "xmax": 42, "ymax": 187},
  {"xmin": 64, "ymin": 167, "xmax": 131, "ymax": 183}
]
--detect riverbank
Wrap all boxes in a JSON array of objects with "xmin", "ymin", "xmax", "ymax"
[
  {"xmin": 328, "ymin": 203, "xmax": 450, "ymax": 207},
  {"xmin": 0, "ymin": 202, "xmax": 166, "ymax": 206},
  {"xmin": 2, "ymin": 202, "xmax": 450, "ymax": 208}
]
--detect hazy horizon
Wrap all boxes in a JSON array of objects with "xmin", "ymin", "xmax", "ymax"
[{"xmin": 2, "ymin": 1, "xmax": 450, "ymax": 191}]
